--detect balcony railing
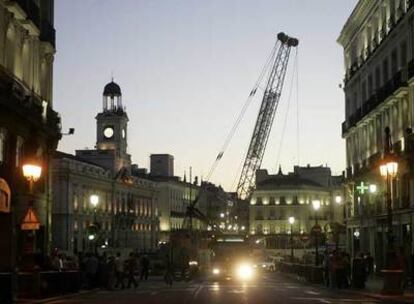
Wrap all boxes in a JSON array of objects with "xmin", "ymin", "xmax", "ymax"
[
  {"xmin": 344, "ymin": 5, "xmax": 411, "ymax": 85},
  {"xmin": 342, "ymin": 68, "xmax": 408, "ymax": 135}
]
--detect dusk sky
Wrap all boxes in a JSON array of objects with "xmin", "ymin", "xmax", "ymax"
[{"xmin": 54, "ymin": 0, "xmax": 358, "ymax": 191}]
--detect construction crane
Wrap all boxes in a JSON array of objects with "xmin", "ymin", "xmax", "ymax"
[
  {"xmin": 236, "ymin": 32, "xmax": 298, "ymax": 200},
  {"xmin": 172, "ymin": 32, "xmax": 299, "ymax": 267}
]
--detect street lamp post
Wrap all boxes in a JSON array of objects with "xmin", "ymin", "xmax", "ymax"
[
  {"xmin": 21, "ymin": 163, "xmax": 42, "ymax": 250},
  {"xmin": 378, "ymin": 127, "xmax": 404, "ymax": 295},
  {"xmin": 89, "ymin": 194, "xmax": 99, "ymax": 253},
  {"xmin": 90, "ymin": 194, "xmax": 99, "ymax": 222},
  {"xmin": 312, "ymin": 200, "xmax": 321, "ymax": 266},
  {"xmin": 379, "ymin": 129, "xmax": 398, "ymax": 267},
  {"xmin": 288, "ymin": 216, "xmax": 295, "ymax": 261}
]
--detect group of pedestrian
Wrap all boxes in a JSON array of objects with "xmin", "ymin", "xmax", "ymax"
[
  {"xmin": 322, "ymin": 250, "xmax": 376, "ymax": 289},
  {"xmin": 77, "ymin": 251, "xmax": 152, "ymax": 290}
]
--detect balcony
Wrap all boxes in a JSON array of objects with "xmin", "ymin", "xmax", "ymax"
[
  {"xmin": 344, "ymin": 6, "xmax": 411, "ymax": 85},
  {"xmin": 0, "ymin": 65, "xmax": 61, "ymax": 138},
  {"xmin": 342, "ymin": 68, "xmax": 408, "ymax": 135}
]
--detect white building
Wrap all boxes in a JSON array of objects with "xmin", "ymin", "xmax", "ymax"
[
  {"xmin": 52, "ymin": 81, "xmax": 159, "ymax": 253},
  {"xmin": 338, "ymin": 0, "xmax": 414, "ymax": 266},
  {"xmin": 249, "ymin": 166, "xmax": 343, "ymax": 252}
]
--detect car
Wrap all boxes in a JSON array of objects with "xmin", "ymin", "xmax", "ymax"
[
  {"xmin": 254, "ymin": 257, "xmax": 275, "ymax": 272},
  {"xmin": 209, "ymin": 259, "xmax": 255, "ymax": 281}
]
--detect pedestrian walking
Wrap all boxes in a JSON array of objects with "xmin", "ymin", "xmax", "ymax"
[
  {"xmin": 126, "ymin": 253, "xmax": 138, "ymax": 288},
  {"xmin": 164, "ymin": 255, "xmax": 173, "ymax": 286},
  {"xmin": 364, "ymin": 252, "xmax": 374, "ymax": 278},
  {"xmin": 106, "ymin": 256, "xmax": 116, "ymax": 290},
  {"xmin": 397, "ymin": 246, "xmax": 408, "ymax": 289},
  {"xmin": 114, "ymin": 252, "xmax": 125, "ymax": 289},
  {"xmin": 352, "ymin": 253, "xmax": 366, "ymax": 289},
  {"xmin": 140, "ymin": 255, "xmax": 150, "ymax": 281},
  {"xmin": 322, "ymin": 251, "xmax": 330, "ymax": 287},
  {"xmin": 85, "ymin": 253, "xmax": 99, "ymax": 289}
]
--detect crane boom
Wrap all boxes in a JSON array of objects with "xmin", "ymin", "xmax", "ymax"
[{"xmin": 236, "ymin": 32, "xmax": 298, "ymax": 200}]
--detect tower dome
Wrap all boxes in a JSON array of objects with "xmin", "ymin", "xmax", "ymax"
[
  {"xmin": 103, "ymin": 81, "xmax": 122, "ymax": 96},
  {"xmin": 102, "ymin": 80, "xmax": 123, "ymax": 112}
]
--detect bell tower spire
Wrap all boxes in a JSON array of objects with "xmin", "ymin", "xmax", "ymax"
[
  {"xmin": 96, "ymin": 80, "xmax": 131, "ymax": 172},
  {"xmin": 102, "ymin": 79, "xmax": 123, "ymax": 112}
]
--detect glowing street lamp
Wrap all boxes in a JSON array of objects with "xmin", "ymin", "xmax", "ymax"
[
  {"xmin": 21, "ymin": 162, "xmax": 43, "ymax": 253},
  {"xmin": 90, "ymin": 194, "xmax": 99, "ymax": 208},
  {"xmin": 379, "ymin": 127, "xmax": 403, "ymax": 295},
  {"xmin": 288, "ymin": 216, "xmax": 295, "ymax": 260},
  {"xmin": 22, "ymin": 163, "xmax": 42, "ymax": 193},
  {"xmin": 312, "ymin": 200, "xmax": 321, "ymax": 266},
  {"xmin": 379, "ymin": 147, "xmax": 399, "ymax": 268},
  {"xmin": 335, "ymin": 195, "xmax": 342, "ymax": 204},
  {"xmin": 312, "ymin": 200, "xmax": 321, "ymax": 211}
]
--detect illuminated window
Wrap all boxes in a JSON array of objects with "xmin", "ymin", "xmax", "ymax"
[
  {"xmin": 73, "ymin": 195, "xmax": 79, "ymax": 211},
  {"xmin": 0, "ymin": 129, "xmax": 6, "ymax": 164}
]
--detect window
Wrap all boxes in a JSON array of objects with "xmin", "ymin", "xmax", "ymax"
[
  {"xmin": 0, "ymin": 129, "xmax": 6, "ymax": 164},
  {"xmin": 256, "ymin": 196, "xmax": 263, "ymax": 205},
  {"xmin": 279, "ymin": 196, "xmax": 286, "ymax": 205},
  {"xmin": 361, "ymin": 81, "xmax": 367, "ymax": 102},
  {"xmin": 367, "ymin": 74, "xmax": 373, "ymax": 97},
  {"xmin": 400, "ymin": 41, "xmax": 407, "ymax": 67},
  {"xmin": 375, "ymin": 66, "xmax": 381, "ymax": 88},
  {"xmin": 391, "ymin": 49, "xmax": 398, "ymax": 75},
  {"xmin": 73, "ymin": 195, "xmax": 79, "ymax": 211},
  {"xmin": 382, "ymin": 58, "xmax": 389, "ymax": 82},
  {"xmin": 15, "ymin": 136, "xmax": 23, "ymax": 167},
  {"xmin": 269, "ymin": 197, "xmax": 275, "ymax": 205}
]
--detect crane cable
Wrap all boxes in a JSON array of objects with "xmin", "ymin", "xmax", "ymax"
[
  {"xmin": 205, "ymin": 40, "xmax": 280, "ymax": 182},
  {"xmin": 275, "ymin": 47, "xmax": 299, "ymax": 169},
  {"xmin": 296, "ymin": 47, "xmax": 300, "ymax": 166}
]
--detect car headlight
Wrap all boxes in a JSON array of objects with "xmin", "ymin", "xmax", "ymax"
[
  {"xmin": 189, "ymin": 261, "xmax": 198, "ymax": 266},
  {"xmin": 236, "ymin": 263, "xmax": 253, "ymax": 280},
  {"xmin": 212, "ymin": 268, "xmax": 220, "ymax": 275}
]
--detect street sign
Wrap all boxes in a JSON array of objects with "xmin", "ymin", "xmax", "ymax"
[{"xmin": 21, "ymin": 207, "xmax": 40, "ymax": 230}]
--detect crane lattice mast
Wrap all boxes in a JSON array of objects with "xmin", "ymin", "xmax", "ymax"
[{"xmin": 236, "ymin": 32, "xmax": 299, "ymax": 200}]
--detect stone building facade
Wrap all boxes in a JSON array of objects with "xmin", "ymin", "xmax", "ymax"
[
  {"xmin": 0, "ymin": 0, "xmax": 60, "ymax": 270},
  {"xmin": 338, "ymin": 0, "xmax": 414, "ymax": 267},
  {"xmin": 51, "ymin": 81, "xmax": 159, "ymax": 254},
  {"xmin": 249, "ymin": 166, "xmax": 343, "ymax": 250}
]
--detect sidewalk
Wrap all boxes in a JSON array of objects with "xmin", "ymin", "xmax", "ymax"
[
  {"xmin": 17, "ymin": 275, "xmax": 199, "ymax": 304},
  {"xmin": 342, "ymin": 276, "xmax": 414, "ymax": 304},
  {"xmin": 280, "ymin": 272, "xmax": 414, "ymax": 303}
]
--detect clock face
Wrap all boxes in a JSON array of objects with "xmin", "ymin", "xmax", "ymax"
[
  {"xmin": 103, "ymin": 127, "xmax": 114, "ymax": 139},
  {"xmin": 122, "ymin": 129, "xmax": 126, "ymax": 138}
]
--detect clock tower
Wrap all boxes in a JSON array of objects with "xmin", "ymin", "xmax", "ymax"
[{"xmin": 95, "ymin": 80, "xmax": 131, "ymax": 170}]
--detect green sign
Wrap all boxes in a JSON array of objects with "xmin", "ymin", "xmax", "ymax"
[{"xmin": 356, "ymin": 181, "xmax": 369, "ymax": 194}]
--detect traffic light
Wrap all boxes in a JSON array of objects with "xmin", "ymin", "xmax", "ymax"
[{"xmin": 87, "ymin": 223, "xmax": 99, "ymax": 241}]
